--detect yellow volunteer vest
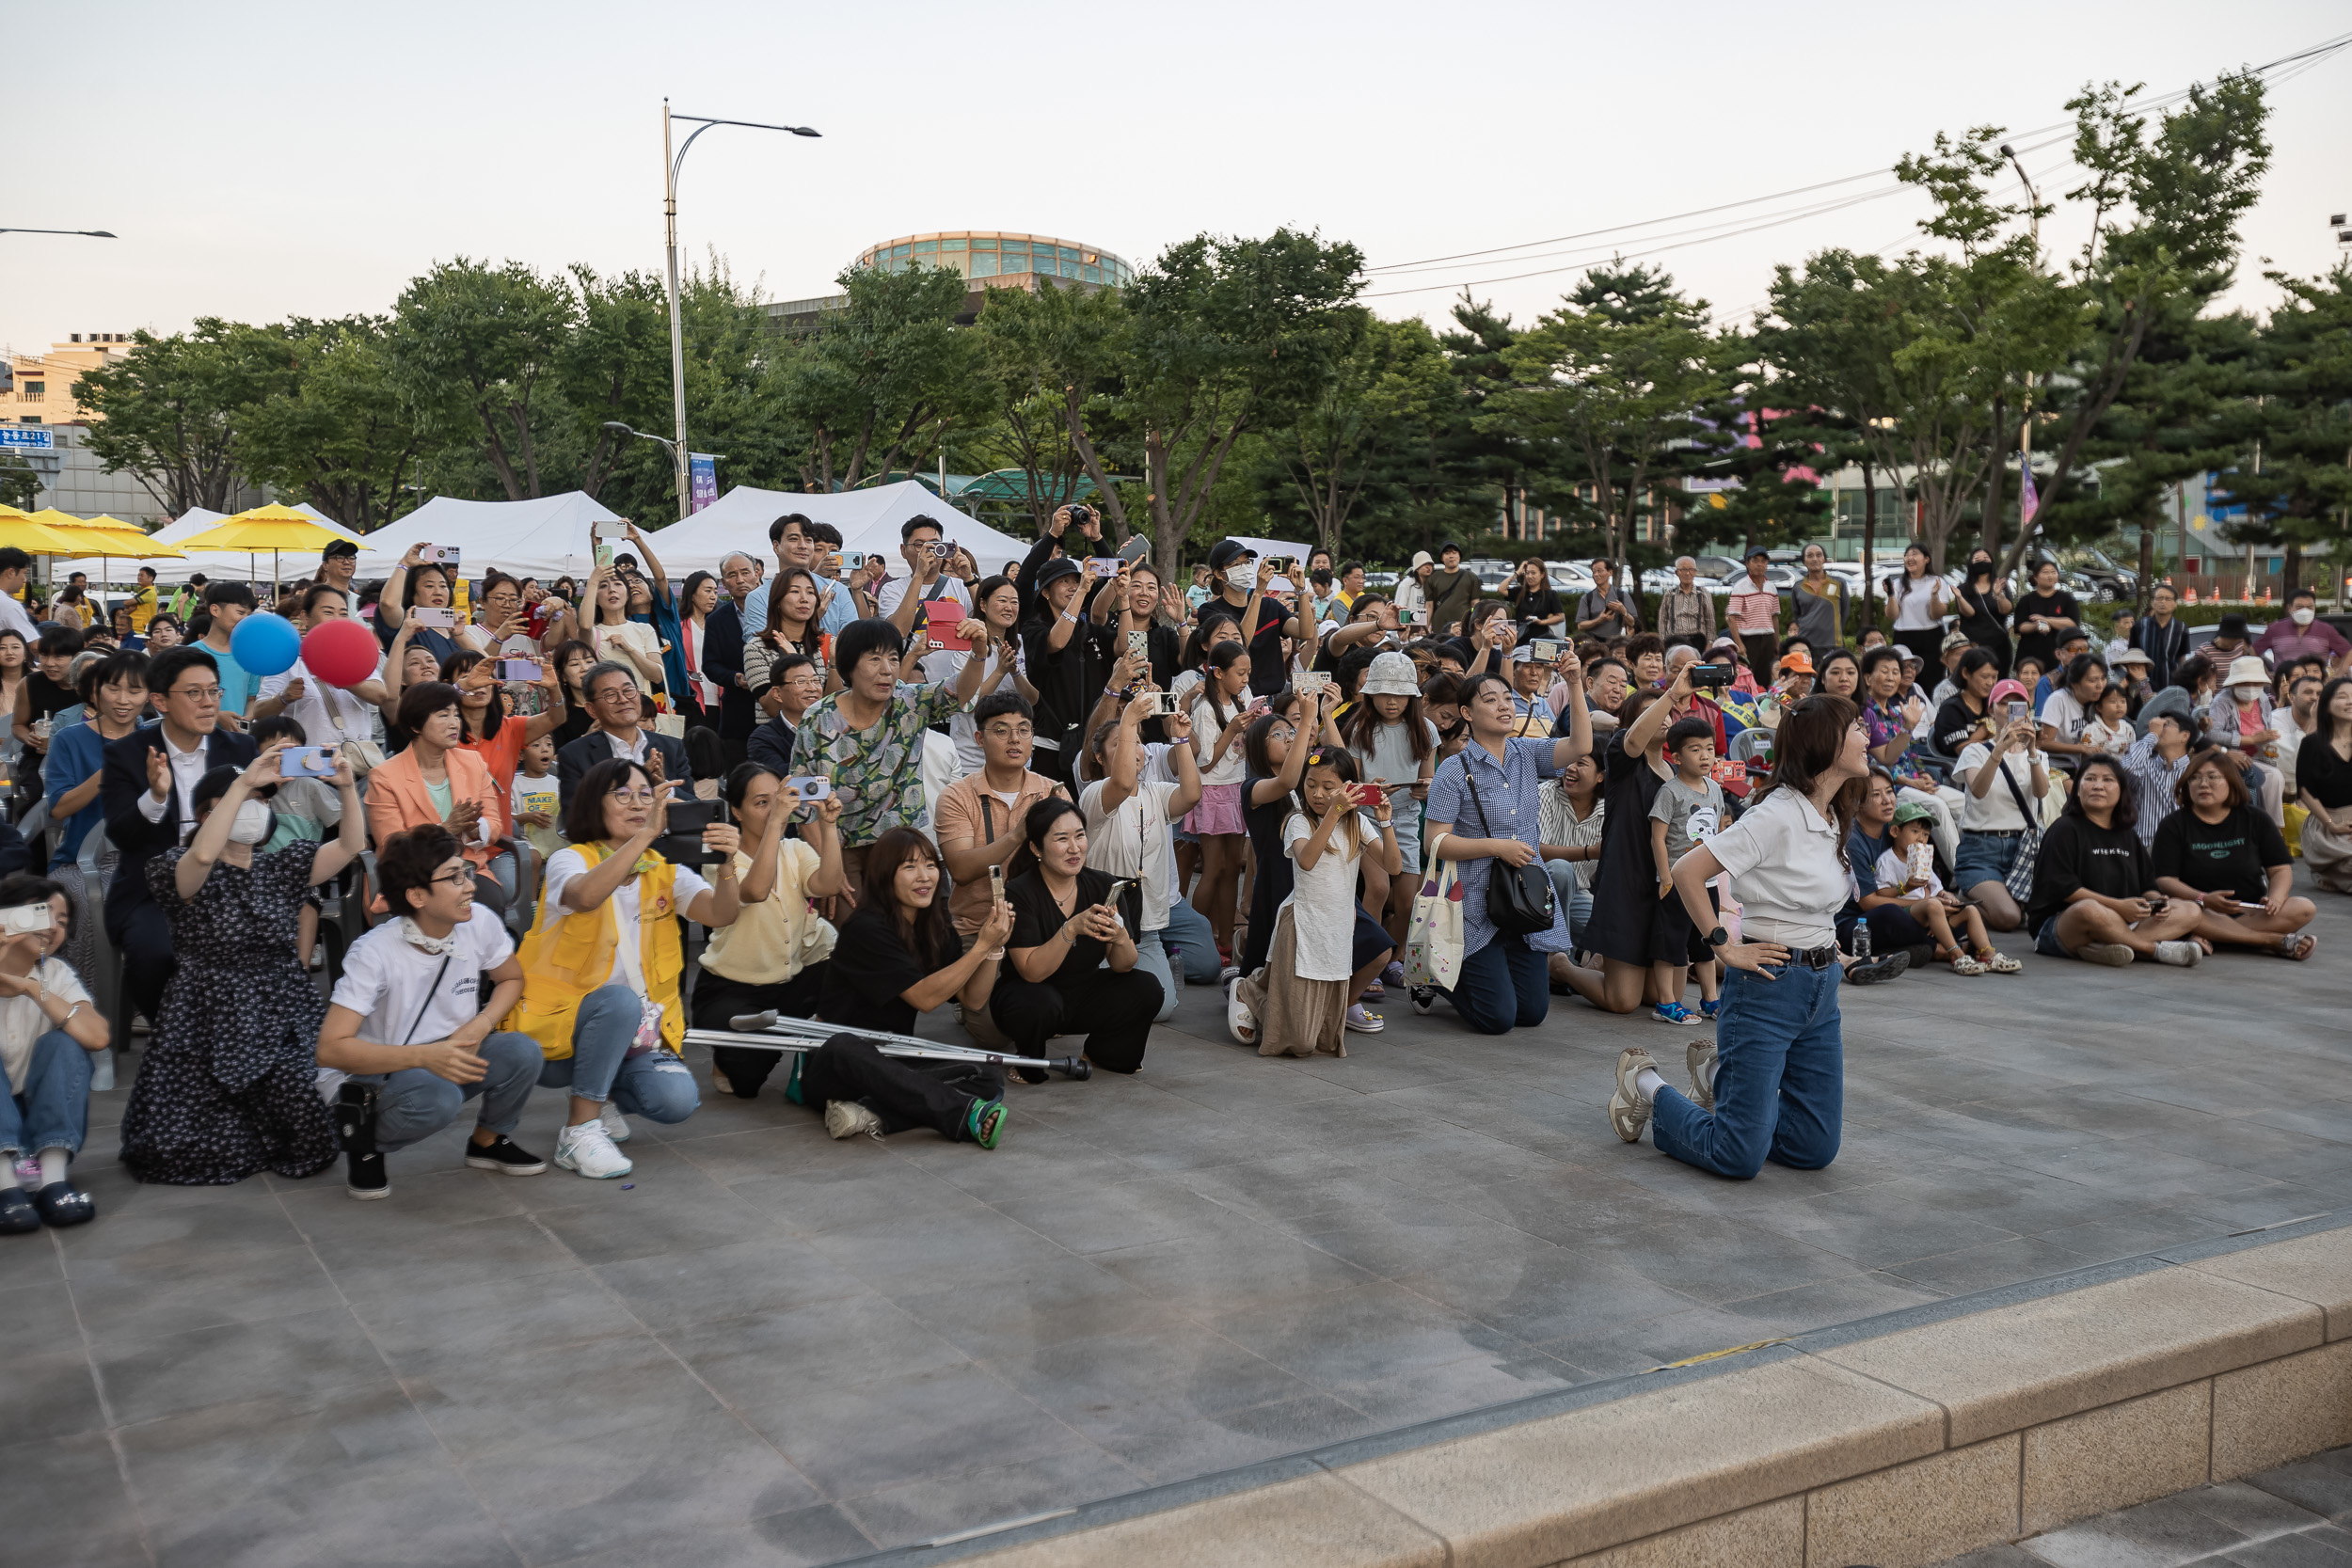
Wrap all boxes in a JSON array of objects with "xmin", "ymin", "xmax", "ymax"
[{"xmin": 510, "ymin": 842, "xmax": 684, "ymax": 1059}]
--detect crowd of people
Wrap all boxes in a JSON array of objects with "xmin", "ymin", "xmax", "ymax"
[{"xmin": 0, "ymin": 514, "xmax": 2343, "ymax": 1231}]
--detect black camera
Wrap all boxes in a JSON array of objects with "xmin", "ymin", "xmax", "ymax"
[{"xmin": 1068, "ymin": 504, "xmax": 1094, "ymax": 530}]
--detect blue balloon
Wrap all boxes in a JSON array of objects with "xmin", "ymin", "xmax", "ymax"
[{"xmin": 229, "ymin": 611, "xmax": 303, "ymax": 679}]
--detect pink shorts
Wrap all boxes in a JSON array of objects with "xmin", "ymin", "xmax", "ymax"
[{"xmin": 1185, "ymin": 782, "xmax": 1246, "ymax": 837}]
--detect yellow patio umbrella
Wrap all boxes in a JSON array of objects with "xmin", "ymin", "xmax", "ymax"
[
  {"xmin": 0, "ymin": 514, "xmax": 94, "ymax": 554},
  {"xmin": 57, "ymin": 514, "xmax": 188, "ymax": 560},
  {"xmin": 173, "ymin": 503, "xmax": 348, "ymax": 588}
]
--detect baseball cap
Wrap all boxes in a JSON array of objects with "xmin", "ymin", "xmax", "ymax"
[
  {"xmin": 1989, "ymin": 679, "xmax": 2031, "ymax": 706},
  {"xmin": 1892, "ymin": 800, "xmax": 1936, "ymax": 826},
  {"xmin": 1206, "ymin": 540, "xmax": 1256, "ymax": 571},
  {"xmin": 1777, "ymin": 650, "xmax": 1815, "ymax": 674},
  {"xmin": 1941, "ymin": 629, "xmax": 1971, "ymax": 653},
  {"xmin": 322, "ymin": 539, "xmax": 359, "ymax": 560}
]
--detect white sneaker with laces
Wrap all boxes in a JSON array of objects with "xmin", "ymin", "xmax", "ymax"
[
  {"xmin": 555, "ymin": 1120, "xmax": 633, "ymax": 1180},
  {"xmin": 2153, "ymin": 940, "xmax": 2203, "ymax": 967},
  {"xmin": 824, "ymin": 1101, "xmax": 885, "ymax": 1141},
  {"xmin": 599, "ymin": 1101, "xmax": 632, "ymax": 1144}
]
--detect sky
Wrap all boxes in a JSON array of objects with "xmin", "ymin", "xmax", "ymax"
[{"xmin": 6, "ymin": 1, "xmax": 2348, "ymax": 361}]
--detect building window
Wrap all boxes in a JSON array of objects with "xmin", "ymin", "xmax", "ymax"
[
  {"xmin": 914, "ymin": 240, "xmax": 938, "ymax": 253},
  {"xmin": 1058, "ymin": 247, "xmax": 1079, "ymax": 261},
  {"xmin": 22, "ymin": 382, "xmax": 41, "ymax": 399},
  {"xmin": 891, "ymin": 245, "xmax": 910, "ymax": 260},
  {"xmin": 971, "ymin": 254, "xmax": 999, "ymax": 278},
  {"xmin": 971, "ymin": 237, "xmax": 997, "ymax": 250},
  {"xmin": 18, "ymin": 417, "xmax": 39, "ymax": 425},
  {"xmin": 1081, "ymin": 266, "xmax": 1102, "ymax": 284},
  {"xmin": 1001, "ymin": 250, "xmax": 1029, "ymax": 270},
  {"xmin": 942, "ymin": 237, "xmax": 966, "ymax": 251}
]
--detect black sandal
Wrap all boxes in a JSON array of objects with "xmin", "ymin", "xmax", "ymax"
[
  {"xmin": 0, "ymin": 1188, "xmax": 39, "ymax": 1234},
  {"xmin": 34, "ymin": 1181, "xmax": 94, "ymax": 1227}
]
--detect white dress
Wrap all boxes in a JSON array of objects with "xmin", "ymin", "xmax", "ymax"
[{"xmin": 1282, "ymin": 813, "xmax": 1359, "ymax": 981}]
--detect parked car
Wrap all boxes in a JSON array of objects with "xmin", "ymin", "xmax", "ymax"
[{"xmin": 2060, "ymin": 547, "xmax": 2138, "ymax": 603}]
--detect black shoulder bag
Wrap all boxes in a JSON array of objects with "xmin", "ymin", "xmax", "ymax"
[{"xmin": 1459, "ymin": 755, "xmax": 1557, "ymax": 936}]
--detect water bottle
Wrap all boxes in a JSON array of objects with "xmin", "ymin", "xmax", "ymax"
[{"xmin": 1851, "ymin": 918, "xmax": 1872, "ymax": 959}]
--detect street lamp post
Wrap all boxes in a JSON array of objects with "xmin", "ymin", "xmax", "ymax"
[
  {"xmin": 0, "ymin": 229, "xmax": 116, "ymax": 238},
  {"xmin": 661, "ymin": 102, "xmax": 818, "ymax": 522}
]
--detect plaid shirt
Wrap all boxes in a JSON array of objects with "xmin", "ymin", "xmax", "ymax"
[{"xmin": 1657, "ymin": 587, "xmax": 1716, "ymax": 640}]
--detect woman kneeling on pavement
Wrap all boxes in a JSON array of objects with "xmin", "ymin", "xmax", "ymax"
[
  {"xmin": 1608, "ymin": 695, "xmax": 1868, "ymax": 1180},
  {"xmin": 694, "ymin": 764, "xmax": 846, "ymax": 1098},
  {"xmin": 513, "ymin": 757, "xmax": 739, "ymax": 1180},
  {"xmin": 816, "ymin": 825, "xmax": 1013, "ymax": 1146},
  {"xmin": 2023, "ymin": 754, "xmax": 2206, "ymax": 968}
]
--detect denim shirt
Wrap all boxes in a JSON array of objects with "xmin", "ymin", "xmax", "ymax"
[{"xmin": 1426, "ymin": 737, "xmax": 1572, "ymax": 958}]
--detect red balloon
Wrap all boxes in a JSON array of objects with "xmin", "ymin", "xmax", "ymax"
[{"xmin": 302, "ymin": 616, "xmax": 383, "ymax": 688}]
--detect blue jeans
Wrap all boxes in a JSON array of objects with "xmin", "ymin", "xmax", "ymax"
[
  {"xmin": 1133, "ymin": 928, "xmax": 1183, "ymax": 1024},
  {"xmin": 1445, "ymin": 933, "xmax": 1549, "ymax": 1035},
  {"xmin": 355, "ymin": 1032, "xmax": 541, "ymax": 1154},
  {"xmin": 0, "ymin": 1031, "xmax": 91, "ymax": 1156},
  {"xmin": 1544, "ymin": 863, "xmax": 1594, "ymax": 950},
  {"xmin": 1650, "ymin": 961, "xmax": 1842, "ymax": 1179},
  {"xmin": 534, "ymin": 983, "xmax": 700, "ymax": 1124},
  {"xmin": 1159, "ymin": 898, "xmax": 1222, "ymax": 985}
]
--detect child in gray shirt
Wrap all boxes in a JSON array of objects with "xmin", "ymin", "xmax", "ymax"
[{"xmin": 1648, "ymin": 716, "xmax": 1728, "ymax": 1022}]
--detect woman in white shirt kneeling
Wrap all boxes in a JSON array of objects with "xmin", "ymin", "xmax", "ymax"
[
  {"xmin": 1607, "ymin": 694, "xmax": 1871, "ymax": 1179},
  {"xmin": 513, "ymin": 757, "xmax": 740, "ymax": 1180}
]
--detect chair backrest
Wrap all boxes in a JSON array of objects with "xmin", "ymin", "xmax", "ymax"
[
  {"xmin": 77, "ymin": 817, "xmax": 112, "ymax": 878},
  {"xmin": 1728, "ymin": 726, "xmax": 1772, "ymax": 766}
]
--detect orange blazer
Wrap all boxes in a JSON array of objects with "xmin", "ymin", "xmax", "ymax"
[{"xmin": 365, "ymin": 743, "xmax": 501, "ymax": 865}]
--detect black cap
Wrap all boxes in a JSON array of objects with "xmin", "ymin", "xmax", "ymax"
[
  {"xmin": 1034, "ymin": 556, "xmax": 1082, "ymax": 591},
  {"xmin": 322, "ymin": 539, "xmax": 359, "ymax": 559},
  {"xmin": 2217, "ymin": 613, "xmax": 2249, "ymax": 637},
  {"xmin": 1747, "ymin": 546, "xmax": 1772, "ymax": 561},
  {"xmin": 1206, "ymin": 539, "xmax": 1255, "ymax": 571}
]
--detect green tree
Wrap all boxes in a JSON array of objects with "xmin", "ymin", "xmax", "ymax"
[
  {"xmin": 388, "ymin": 259, "xmax": 579, "ymax": 501},
  {"xmin": 73, "ymin": 319, "xmax": 288, "ymax": 515},
  {"xmin": 234, "ymin": 316, "xmax": 426, "ymax": 532},
  {"xmin": 781, "ymin": 263, "xmax": 984, "ymax": 493},
  {"xmin": 2213, "ymin": 265, "xmax": 2352, "ymax": 594},
  {"xmin": 0, "ymin": 455, "xmax": 39, "ymax": 511},
  {"xmin": 559, "ymin": 265, "xmax": 674, "ymax": 505},
  {"xmin": 1490, "ymin": 262, "xmax": 1724, "ymax": 566},
  {"xmin": 1113, "ymin": 229, "xmax": 1368, "ymax": 578},
  {"xmin": 972, "ymin": 279, "xmax": 1131, "ymax": 535}
]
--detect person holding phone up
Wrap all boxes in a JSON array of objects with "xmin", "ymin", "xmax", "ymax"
[
  {"xmin": 1949, "ymin": 680, "xmax": 2052, "ymax": 930},
  {"xmin": 119, "ymin": 743, "xmax": 366, "ymax": 1186},
  {"xmin": 993, "ymin": 799, "xmax": 1161, "ymax": 1076}
]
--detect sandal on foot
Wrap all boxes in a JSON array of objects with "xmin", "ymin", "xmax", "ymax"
[
  {"xmin": 0, "ymin": 1188, "xmax": 38, "ymax": 1234},
  {"xmin": 33, "ymin": 1180, "xmax": 94, "ymax": 1227},
  {"xmin": 2274, "ymin": 932, "xmax": 2316, "ymax": 961}
]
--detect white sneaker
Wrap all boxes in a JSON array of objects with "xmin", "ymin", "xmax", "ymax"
[
  {"xmin": 555, "ymin": 1120, "xmax": 633, "ymax": 1180},
  {"xmin": 2075, "ymin": 942, "xmax": 2135, "ymax": 967},
  {"xmin": 599, "ymin": 1101, "xmax": 632, "ymax": 1144},
  {"xmin": 2153, "ymin": 940, "xmax": 2203, "ymax": 968},
  {"xmin": 823, "ymin": 1101, "xmax": 885, "ymax": 1141}
]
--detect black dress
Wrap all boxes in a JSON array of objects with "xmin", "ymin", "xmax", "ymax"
[
  {"xmin": 1580, "ymin": 738, "xmax": 1672, "ymax": 967},
  {"xmin": 1238, "ymin": 772, "xmax": 1294, "ymax": 975},
  {"xmin": 993, "ymin": 866, "xmax": 1163, "ymax": 1073},
  {"xmin": 118, "ymin": 844, "xmax": 337, "ymax": 1185}
]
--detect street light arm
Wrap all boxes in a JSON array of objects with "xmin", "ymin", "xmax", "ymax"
[
  {"xmin": 0, "ymin": 229, "xmax": 117, "ymax": 238},
  {"xmin": 670, "ymin": 116, "xmax": 821, "ymax": 187}
]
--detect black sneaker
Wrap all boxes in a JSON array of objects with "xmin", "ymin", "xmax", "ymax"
[
  {"xmin": 345, "ymin": 1149, "xmax": 389, "ymax": 1200},
  {"xmin": 464, "ymin": 1134, "xmax": 548, "ymax": 1176},
  {"xmin": 1844, "ymin": 950, "xmax": 1910, "ymax": 987},
  {"xmin": 1409, "ymin": 986, "xmax": 1437, "ymax": 1015}
]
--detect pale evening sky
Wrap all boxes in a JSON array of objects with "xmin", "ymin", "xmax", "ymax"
[{"xmin": 5, "ymin": 1, "xmax": 2347, "ymax": 360}]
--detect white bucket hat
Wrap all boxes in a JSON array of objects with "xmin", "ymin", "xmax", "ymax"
[{"xmin": 1360, "ymin": 651, "xmax": 1421, "ymax": 697}]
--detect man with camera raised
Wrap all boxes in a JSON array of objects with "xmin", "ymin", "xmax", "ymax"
[{"xmin": 316, "ymin": 825, "xmax": 545, "ymax": 1200}]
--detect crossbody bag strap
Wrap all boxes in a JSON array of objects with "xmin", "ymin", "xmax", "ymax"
[
  {"xmin": 1460, "ymin": 752, "xmax": 1496, "ymax": 838},
  {"xmin": 1995, "ymin": 753, "xmax": 2038, "ymax": 826},
  {"xmin": 402, "ymin": 955, "xmax": 454, "ymax": 1046}
]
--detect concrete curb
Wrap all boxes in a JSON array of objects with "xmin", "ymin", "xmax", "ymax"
[{"xmin": 834, "ymin": 1210, "xmax": 2352, "ymax": 1568}]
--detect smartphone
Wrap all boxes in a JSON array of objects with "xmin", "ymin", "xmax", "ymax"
[
  {"xmin": 409, "ymin": 606, "xmax": 457, "ymax": 630},
  {"xmin": 1688, "ymin": 663, "xmax": 1736, "ymax": 689},
  {"xmin": 496, "ymin": 658, "xmax": 543, "ymax": 682},
  {"xmin": 1409, "ymin": 611, "xmax": 1429, "ymax": 628},
  {"xmin": 593, "ymin": 517, "xmax": 630, "ymax": 540},
  {"xmin": 2005, "ymin": 700, "xmax": 2030, "ymax": 723},
  {"xmin": 1531, "ymin": 639, "xmax": 1564, "ymax": 662},
  {"xmin": 783, "ymin": 775, "xmax": 832, "ymax": 802},
  {"xmin": 1087, "ymin": 557, "xmax": 1123, "ymax": 578},
  {"xmin": 988, "ymin": 863, "xmax": 1005, "ymax": 903},
  {"xmin": 0, "ymin": 904, "xmax": 54, "ymax": 936},
  {"xmin": 1350, "ymin": 783, "xmax": 1383, "ymax": 807},
  {"xmin": 926, "ymin": 541, "xmax": 951, "ymax": 560},
  {"xmin": 1125, "ymin": 629, "xmax": 1148, "ymax": 662},
  {"xmin": 595, "ymin": 542, "xmax": 615, "ymax": 569},
  {"xmin": 1295, "ymin": 672, "xmax": 1331, "ymax": 698},
  {"xmin": 655, "ymin": 798, "xmax": 725, "ymax": 865},
  {"xmin": 277, "ymin": 745, "xmax": 337, "ymax": 780},
  {"xmin": 421, "ymin": 545, "xmax": 461, "ymax": 566},
  {"xmin": 1118, "ymin": 534, "xmax": 1151, "ymax": 565},
  {"xmin": 1149, "ymin": 689, "xmax": 1184, "ymax": 717},
  {"xmin": 1103, "ymin": 879, "xmax": 1136, "ymax": 909},
  {"xmin": 926, "ymin": 620, "xmax": 980, "ymax": 652},
  {"xmin": 823, "ymin": 550, "xmax": 843, "ymax": 574}
]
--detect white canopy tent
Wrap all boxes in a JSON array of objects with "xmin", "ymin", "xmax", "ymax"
[
  {"xmin": 56, "ymin": 502, "xmax": 356, "ymax": 587},
  {"xmin": 648, "ymin": 482, "xmax": 1033, "ymax": 578},
  {"xmin": 352, "ymin": 492, "xmax": 624, "ymax": 581}
]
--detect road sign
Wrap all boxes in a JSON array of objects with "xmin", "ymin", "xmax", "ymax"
[{"xmin": 0, "ymin": 427, "xmax": 55, "ymax": 451}]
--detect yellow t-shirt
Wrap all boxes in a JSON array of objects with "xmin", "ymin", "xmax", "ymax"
[
  {"xmin": 129, "ymin": 586, "xmax": 158, "ymax": 633},
  {"xmin": 700, "ymin": 839, "xmax": 835, "ymax": 985}
]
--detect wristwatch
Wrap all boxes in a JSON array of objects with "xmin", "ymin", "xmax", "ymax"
[{"xmin": 1705, "ymin": 926, "xmax": 1730, "ymax": 948}]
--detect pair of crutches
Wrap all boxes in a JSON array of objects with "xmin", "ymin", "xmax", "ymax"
[{"xmin": 682, "ymin": 1009, "xmax": 1092, "ymax": 1080}]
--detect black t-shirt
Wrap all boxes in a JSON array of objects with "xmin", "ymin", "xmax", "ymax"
[
  {"xmin": 2150, "ymin": 805, "xmax": 2288, "ymax": 898},
  {"xmin": 2301, "ymin": 736, "xmax": 2352, "ymax": 812},
  {"xmin": 1007, "ymin": 865, "xmax": 1122, "ymax": 988},
  {"xmin": 820, "ymin": 903, "xmax": 949, "ymax": 1037},
  {"xmin": 1931, "ymin": 694, "xmax": 1996, "ymax": 757},
  {"xmin": 1196, "ymin": 591, "xmax": 1290, "ymax": 698},
  {"xmin": 24, "ymin": 672, "xmax": 77, "ymax": 725},
  {"xmin": 1022, "ymin": 618, "xmax": 1096, "ymax": 748},
  {"xmin": 2011, "ymin": 591, "xmax": 2080, "ymax": 670},
  {"xmin": 1954, "ymin": 578, "xmax": 2006, "ymax": 643},
  {"xmin": 2026, "ymin": 814, "xmax": 2150, "ymax": 931},
  {"xmin": 1507, "ymin": 584, "xmax": 1563, "ymax": 626}
]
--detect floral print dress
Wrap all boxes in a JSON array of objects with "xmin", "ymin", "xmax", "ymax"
[{"xmin": 792, "ymin": 681, "xmax": 968, "ymax": 847}]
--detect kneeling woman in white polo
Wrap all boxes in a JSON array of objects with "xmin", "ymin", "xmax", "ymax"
[
  {"xmin": 1608, "ymin": 694, "xmax": 1870, "ymax": 1179},
  {"xmin": 513, "ymin": 757, "xmax": 740, "ymax": 1179}
]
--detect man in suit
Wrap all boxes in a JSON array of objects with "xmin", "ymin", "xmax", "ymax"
[
  {"xmin": 555, "ymin": 661, "xmax": 691, "ymax": 813},
  {"xmin": 702, "ymin": 550, "xmax": 762, "ymax": 771},
  {"xmin": 103, "ymin": 646, "xmax": 259, "ymax": 1025}
]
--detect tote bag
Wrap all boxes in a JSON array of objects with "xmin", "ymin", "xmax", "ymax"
[{"xmin": 1404, "ymin": 858, "xmax": 1466, "ymax": 990}]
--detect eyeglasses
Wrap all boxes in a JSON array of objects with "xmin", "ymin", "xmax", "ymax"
[
  {"xmin": 169, "ymin": 685, "xmax": 223, "ymax": 702},
  {"xmin": 593, "ymin": 688, "xmax": 638, "ymax": 704},
  {"xmin": 430, "ymin": 865, "xmax": 477, "ymax": 885}
]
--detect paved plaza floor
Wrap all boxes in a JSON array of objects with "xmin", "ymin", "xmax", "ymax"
[
  {"xmin": 12, "ymin": 877, "xmax": 2352, "ymax": 1567},
  {"xmin": 1939, "ymin": 1446, "xmax": 2352, "ymax": 1566}
]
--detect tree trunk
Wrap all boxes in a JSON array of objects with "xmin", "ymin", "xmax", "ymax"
[
  {"xmin": 1860, "ymin": 462, "xmax": 1877, "ymax": 632},
  {"xmin": 2137, "ymin": 516, "xmax": 2155, "ymax": 618},
  {"xmin": 2284, "ymin": 542, "xmax": 2301, "ymax": 599},
  {"xmin": 1981, "ymin": 398, "xmax": 2007, "ymax": 562}
]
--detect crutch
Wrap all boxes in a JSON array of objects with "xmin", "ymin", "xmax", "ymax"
[{"xmin": 685, "ymin": 1011, "xmax": 1090, "ymax": 1080}]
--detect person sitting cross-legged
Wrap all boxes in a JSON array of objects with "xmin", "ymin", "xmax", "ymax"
[
  {"xmin": 2024, "ymin": 753, "xmax": 2206, "ymax": 968},
  {"xmin": 316, "ymin": 825, "xmax": 548, "ymax": 1200},
  {"xmin": 2150, "ymin": 748, "xmax": 2318, "ymax": 960},
  {"xmin": 1864, "ymin": 800, "xmax": 2020, "ymax": 976}
]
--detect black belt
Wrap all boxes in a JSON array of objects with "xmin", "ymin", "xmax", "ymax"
[
  {"xmin": 1788, "ymin": 943, "xmax": 1840, "ymax": 970},
  {"xmin": 1964, "ymin": 828, "xmax": 2024, "ymax": 839}
]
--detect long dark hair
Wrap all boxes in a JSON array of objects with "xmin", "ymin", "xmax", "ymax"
[
  {"xmin": 549, "ymin": 637, "xmax": 597, "ymax": 705},
  {"xmin": 442, "ymin": 649, "xmax": 507, "ymax": 744},
  {"xmin": 860, "ymin": 824, "xmax": 955, "ymax": 970},
  {"xmin": 1007, "ymin": 797, "xmax": 1085, "ymax": 883},
  {"xmin": 1759, "ymin": 692, "xmax": 1866, "ymax": 863},
  {"xmin": 1341, "ymin": 683, "xmax": 1432, "ymax": 763},
  {"xmin": 2319, "ymin": 676, "xmax": 2352, "ymax": 749},
  {"xmin": 1199, "ymin": 641, "xmax": 1250, "ymax": 729},
  {"xmin": 678, "ymin": 570, "xmax": 717, "ymax": 623},
  {"xmin": 1292, "ymin": 745, "xmax": 1363, "ymax": 851},
  {"xmin": 764, "ymin": 567, "xmax": 820, "ymax": 646}
]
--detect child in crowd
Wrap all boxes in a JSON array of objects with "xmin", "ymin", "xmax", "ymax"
[
  {"xmin": 2078, "ymin": 683, "xmax": 2136, "ymax": 755},
  {"xmin": 1343, "ymin": 651, "xmax": 1438, "ymax": 957},
  {"xmin": 1647, "ymin": 717, "xmax": 1725, "ymax": 1024},
  {"xmin": 512, "ymin": 735, "xmax": 564, "ymax": 860},
  {"xmin": 1871, "ymin": 801, "xmax": 2020, "ymax": 975},
  {"xmin": 1231, "ymin": 749, "xmax": 1397, "ymax": 1058},
  {"xmin": 0, "ymin": 875, "xmax": 107, "ymax": 1231}
]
